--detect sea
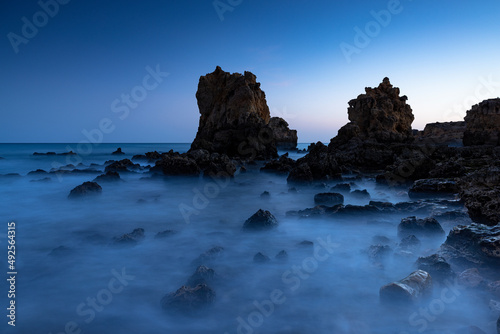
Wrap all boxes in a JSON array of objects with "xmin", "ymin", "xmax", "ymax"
[{"xmin": 0, "ymin": 143, "xmax": 497, "ymax": 334}]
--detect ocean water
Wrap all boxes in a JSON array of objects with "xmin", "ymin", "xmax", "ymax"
[{"xmin": 0, "ymin": 143, "xmax": 497, "ymax": 334}]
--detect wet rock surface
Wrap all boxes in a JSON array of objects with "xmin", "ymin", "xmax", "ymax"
[
  {"xmin": 160, "ymin": 284, "xmax": 216, "ymax": 313},
  {"xmin": 68, "ymin": 181, "xmax": 102, "ymax": 199},
  {"xmin": 397, "ymin": 216, "xmax": 445, "ymax": 239},
  {"xmin": 243, "ymin": 209, "xmax": 278, "ymax": 231},
  {"xmin": 380, "ymin": 270, "xmax": 432, "ymax": 304},
  {"xmin": 313, "ymin": 192, "xmax": 344, "ymax": 206},
  {"xmin": 268, "ymin": 117, "xmax": 298, "ymax": 149}
]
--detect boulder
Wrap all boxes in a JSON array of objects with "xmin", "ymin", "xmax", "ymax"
[
  {"xmin": 457, "ymin": 268, "xmax": 484, "ymax": 288},
  {"xmin": 379, "ymin": 270, "xmax": 432, "ymax": 304},
  {"xmin": 190, "ymin": 66, "xmax": 278, "ymax": 159},
  {"xmin": 463, "ymin": 98, "xmax": 500, "ymax": 146},
  {"xmin": 253, "ymin": 252, "xmax": 270, "ymax": 263},
  {"xmin": 105, "ymin": 159, "xmax": 141, "ymax": 173},
  {"xmin": 368, "ymin": 244, "xmax": 392, "ymax": 262},
  {"xmin": 160, "ymin": 284, "xmax": 215, "ymax": 313},
  {"xmin": 415, "ymin": 254, "xmax": 455, "ymax": 283},
  {"xmin": 261, "ymin": 153, "xmax": 296, "ymax": 174},
  {"xmin": 331, "ymin": 183, "xmax": 351, "ymax": 194},
  {"xmin": 268, "ymin": 117, "xmax": 298, "ymax": 150},
  {"xmin": 408, "ymin": 178, "xmax": 459, "ymax": 199},
  {"xmin": 243, "ymin": 209, "xmax": 278, "ymax": 231},
  {"xmin": 154, "ymin": 230, "xmax": 178, "ymax": 239},
  {"xmin": 93, "ymin": 171, "xmax": 121, "ymax": 182},
  {"xmin": 114, "ymin": 228, "xmax": 145, "ymax": 244},
  {"xmin": 192, "ymin": 246, "xmax": 224, "ymax": 266},
  {"xmin": 186, "ymin": 265, "xmax": 215, "ymax": 286},
  {"xmin": 398, "ymin": 216, "xmax": 445, "ymax": 239},
  {"xmin": 68, "ymin": 181, "xmax": 102, "ymax": 199},
  {"xmin": 313, "ymin": 192, "xmax": 344, "ymax": 206},
  {"xmin": 275, "ymin": 250, "xmax": 288, "ymax": 262},
  {"xmin": 112, "ymin": 147, "xmax": 125, "ymax": 155},
  {"xmin": 350, "ymin": 189, "xmax": 371, "ymax": 200},
  {"xmin": 287, "ymin": 142, "xmax": 341, "ymax": 183}
]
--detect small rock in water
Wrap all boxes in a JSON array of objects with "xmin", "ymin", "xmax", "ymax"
[
  {"xmin": 397, "ymin": 216, "xmax": 445, "ymax": 239},
  {"xmin": 260, "ymin": 191, "xmax": 270, "ymax": 199},
  {"xmin": 160, "ymin": 284, "xmax": 215, "ymax": 313},
  {"xmin": 68, "ymin": 181, "xmax": 102, "ymax": 199},
  {"xmin": 458, "ymin": 268, "xmax": 484, "ymax": 288},
  {"xmin": 415, "ymin": 254, "xmax": 454, "ymax": 283},
  {"xmin": 350, "ymin": 189, "xmax": 371, "ymax": 200},
  {"xmin": 93, "ymin": 171, "xmax": 122, "ymax": 182},
  {"xmin": 298, "ymin": 240, "xmax": 314, "ymax": 248},
  {"xmin": 275, "ymin": 250, "xmax": 288, "ymax": 262},
  {"xmin": 112, "ymin": 147, "xmax": 125, "ymax": 155},
  {"xmin": 192, "ymin": 246, "xmax": 224, "ymax": 265},
  {"xmin": 253, "ymin": 252, "xmax": 270, "ymax": 263},
  {"xmin": 186, "ymin": 265, "xmax": 215, "ymax": 286},
  {"xmin": 313, "ymin": 192, "xmax": 344, "ymax": 206},
  {"xmin": 114, "ymin": 228, "xmax": 145, "ymax": 245},
  {"xmin": 155, "ymin": 230, "xmax": 178, "ymax": 239},
  {"xmin": 497, "ymin": 315, "xmax": 499, "ymax": 334},
  {"xmin": 380, "ymin": 270, "xmax": 432, "ymax": 304},
  {"xmin": 368, "ymin": 245, "xmax": 392, "ymax": 262},
  {"xmin": 331, "ymin": 183, "xmax": 351, "ymax": 194},
  {"xmin": 372, "ymin": 235, "xmax": 391, "ymax": 245},
  {"xmin": 399, "ymin": 235, "xmax": 421, "ymax": 251},
  {"xmin": 243, "ymin": 209, "xmax": 278, "ymax": 231}
]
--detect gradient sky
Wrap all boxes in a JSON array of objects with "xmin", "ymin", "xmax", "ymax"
[{"xmin": 2, "ymin": 0, "xmax": 500, "ymax": 143}]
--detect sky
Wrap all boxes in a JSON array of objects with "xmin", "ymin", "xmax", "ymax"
[{"xmin": 1, "ymin": 0, "xmax": 500, "ymax": 143}]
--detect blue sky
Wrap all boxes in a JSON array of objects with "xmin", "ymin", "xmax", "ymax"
[{"xmin": 2, "ymin": 0, "xmax": 500, "ymax": 143}]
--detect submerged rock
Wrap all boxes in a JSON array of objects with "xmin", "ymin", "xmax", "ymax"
[
  {"xmin": 350, "ymin": 189, "xmax": 371, "ymax": 200},
  {"xmin": 331, "ymin": 183, "xmax": 351, "ymax": 194},
  {"xmin": 105, "ymin": 159, "xmax": 141, "ymax": 173},
  {"xmin": 68, "ymin": 181, "xmax": 102, "ymax": 199},
  {"xmin": 154, "ymin": 230, "xmax": 178, "ymax": 239},
  {"xmin": 93, "ymin": 171, "xmax": 121, "ymax": 182},
  {"xmin": 314, "ymin": 192, "xmax": 344, "ymax": 206},
  {"xmin": 114, "ymin": 228, "xmax": 145, "ymax": 244},
  {"xmin": 160, "ymin": 284, "xmax": 215, "ymax": 313},
  {"xmin": 192, "ymin": 246, "xmax": 224, "ymax": 266},
  {"xmin": 243, "ymin": 209, "xmax": 278, "ymax": 231},
  {"xmin": 379, "ymin": 270, "xmax": 432, "ymax": 304},
  {"xmin": 399, "ymin": 235, "xmax": 421, "ymax": 251},
  {"xmin": 398, "ymin": 216, "xmax": 445, "ymax": 239},
  {"xmin": 186, "ymin": 265, "xmax": 215, "ymax": 286},
  {"xmin": 275, "ymin": 250, "xmax": 288, "ymax": 262},
  {"xmin": 458, "ymin": 268, "xmax": 484, "ymax": 288},
  {"xmin": 253, "ymin": 252, "xmax": 270, "ymax": 263},
  {"xmin": 415, "ymin": 254, "xmax": 455, "ymax": 283}
]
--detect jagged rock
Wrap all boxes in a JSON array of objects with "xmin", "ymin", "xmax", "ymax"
[
  {"xmin": 153, "ymin": 150, "xmax": 236, "ymax": 177},
  {"xmin": 458, "ymin": 268, "xmax": 484, "ymax": 288},
  {"xmin": 33, "ymin": 151, "xmax": 76, "ymax": 156},
  {"xmin": 416, "ymin": 121, "xmax": 466, "ymax": 147},
  {"xmin": 350, "ymin": 189, "xmax": 371, "ymax": 200},
  {"xmin": 154, "ymin": 154, "xmax": 200, "ymax": 176},
  {"xmin": 114, "ymin": 228, "xmax": 145, "ymax": 244},
  {"xmin": 379, "ymin": 270, "xmax": 432, "ymax": 304},
  {"xmin": 313, "ymin": 192, "xmax": 344, "ymax": 206},
  {"xmin": 275, "ymin": 250, "xmax": 288, "ymax": 262},
  {"xmin": 154, "ymin": 230, "xmax": 178, "ymax": 239},
  {"xmin": 497, "ymin": 315, "xmax": 500, "ymax": 334},
  {"xmin": 160, "ymin": 284, "xmax": 215, "ymax": 313},
  {"xmin": 261, "ymin": 153, "xmax": 296, "ymax": 174},
  {"xmin": 68, "ymin": 181, "xmax": 102, "ymax": 199},
  {"xmin": 190, "ymin": 66, "xmax": 278, "ymax": 159},
  {"xmin": 440, "ymin": 223, "xmax": 500, "ymax": 270},
  {"xmin": 399, "ymin": 235, "xmax": 421, "ymax": 251},
  {"xmin": 132, "ymin": 151, "xmax": 161, "ymax": 162},
  {"xmin": 27, "ymin": 169, "xmax": 48, "ymax": 175},
  {"xmin": 408, "ymin": 178, "xmax": 459, "ymax": 199},
  {"xmin": 93, "ymin": 171, "xmax": 121, "ymax": 182},
  {"xmin": 192, "ymin": 246, "xmax": 224, "ymax": 266},
  {"xmin": 331, "ymin": 183, "xmax": 351, "ymax": 194},
  {"xmin": 268, "ymin": 117, "xmax": 298, "ymax": 149},
  {"xmin": 287, "ymin": 142, "xmax": 341, "ymax": 183},
  {"xmin": 398, "ymin": 216, "xmax": 445, "ymax": 239},
  {"xmin": 105, "ymin": 159, "xmax": 141, "ymax": 173},
  {"xmin": 368, "ymin": 244, "xmax": 392, "ymax": 262},
  {"xmin": 463, "ymin": 99, "xmax": 500, "ymax": 146},
  {"xmin": 260, "ymin": 191, "xmax": 270, "ymax": 199},
  {"xmin": 186, "ymin": 265, "xmax": 215, "ymax": 286},
  {"xmin": 243, "ymin": 209, "xmax": 278, "ymax": 231},
  {"xmin": 112, "ymin": 147, "xmax": 125, "ymax": 155},
  {"xmin": 416, "ymin": 254, "xmax": 455, "ymax": 283},
  {"xmin": 253, "ymin": 252, "xmax": 270, "ymax": 263}
]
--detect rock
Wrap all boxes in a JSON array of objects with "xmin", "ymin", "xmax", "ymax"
[
  {"xmin": 368, "ymin": 244, "xmax": 392, "ymax": 262},
  {"xmin": 112, "ymin": 147, "xmax": 125, "ymax": 155},
  {"xmin": 463, "ymin": 98, "xmax": 500, "ymax": 146},
  {"xmin": 156, "ymin": 154, "xmax": 200, "ymax": 176},
  {"xmin": 153, "ymin": 150, "xmax": 236, "ymax": 177},
  {"xmin": 398, "ymin": 216, "xmax": 445, "ymax": 239},
  {"xmin": 160, "ymin": 284, "xmax": 215, "ymax": 313},
  {"xmin": 154, "ymin": 230, "xmax": 178, "ymax": 239},
  {"xmin": 415, "ymin": 254, "xmax": 455, "ymax": 283},
  {"xmin": 186, "ymin": 265, "xmax": 215, "ymax": 286},
  {"xmin": 114, "ymin": 228, "xmax": 145, "ymax": 244},
  {"xmin": 27, "ymin": 169, "xmax": 48, "ymax": 175},
  {"xmin": 33, "ymin": 151, "xmax": 76, "ymax": 156},
  {"xmin": 260, "ymin": 191, "xmax": 270, "ymax": 199},
  {"xmin": 268, "ymin": 117, "xmax": 298, "ymax": 150},
  {"xmin": 350, "ymin": 189, "xmax": 371, "ymax": 200},
  {"xmin": 190, "ymin": 66, "xmax": 278, "ymax": 159},
  {"xmin": 261, "ymin": 153, "xmax": 296, "ymax": 174},
  {"xmin": 399, "ymin": 235, "xmax": 421, "ymax": 251},
  {"xmin": 253, "ymin": 252, "xmax": 270, "ymax": 263},
  {"xmin": 275, "ymin": 250, "xmax": 288, "ymax": 262},
  {"xmin": 440, "ymin": 223, "xmax": 500, "ymax": 270},
  {"xmin": 68, "ymin": 181, "xmax": 102, "ymax": 199},
  {"xmin": 93, "ymin": 171, "xmax": 121, "ymax": 182},
  {"xmin": 30, "ymin": 177, "xmax": 51, "ymax": 183},
  {"xmin": 408, "ymin": 178, "xmax": 459, "ymax": 199},
  {"xmin": 380, "ymin": 270, "xmax": 432, "ymax": 304},
  {"xmin": 243, "ymin": 209, "xmax": 278, "ymax": 231},
  {"xmin": 331, "ymin": 183, "xmax": 351, "ymax": 194},
  {"xmin": 298, "ymin": 240, "xmax": 314, "ymax": 248},
  {"xmin": 287, "ymin": 142, "xmax": 341, "ymax": 183},
  {"xmin": 416, "ymin": 121, "xmax": 466, "ymax": 147},
  {"xmin": 105, "ymin": 159, "xmax": 141, "ymax": 173},
  {"xmin": 458, "ymin": 268, "xmax": 484, "ymax": 288},
  {"xmin": 373, "ymin": 235, "xmax": 391, "ymax": 245},
  {"xmin": 313, "ymin": 192, "xmax": 344, "ymax": 206},
  {"xmin": 192, "ymin": 246, "xmax": 224, "ymax": 266},
  {"xmin": 488, "ymin": 281, "xmax": 500, "ymax": 299},
  {"xmin": 132, "ymin": 151, "xmax": 161, "ymax": 162}
]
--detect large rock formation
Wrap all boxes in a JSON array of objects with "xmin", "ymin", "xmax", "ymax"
[
  {"xmin": 268, "ymin": 117, "xmax": 298, "ymax": 149},
  {"xmin": 463, "ymin": 99, "xmax": 500, "ymax": 146},
  {"xmin": 190, "ymin": 66, "xmax": 280, "ymax": 159},
  {"xmin": 415, "ymin": 121, "xmax": 466, "ymax": 147}
]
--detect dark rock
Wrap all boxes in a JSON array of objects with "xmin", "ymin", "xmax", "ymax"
[
  {"xmin": 399, "ymin": 235, "xmax": 421, "ymax": 251},
  {"xmin": 331, "ymin": 183, "xmax": 351, "ymax": 194},
  {"xmin": 268, "ymin": 117, "xmax": 298, "ymax": 149},
  {"xmin": 260, "ymin": 191, "xmax": 270, "ymax": 199},
  {"xmin": 463, "ymin": 98, "xmax": 500, "ymax": 146},
  {"xmin": 112, "ymin": 147, "xmax": 125, "ymax": 155},
  {"xmin": 416, "ymin": 254, "xmax": 455, "ymax": 283},
  {"xmin": 287, "ymin": 142, "xmax": 341, "ymax": 183},
  {"xmin": 416, "ymin": 121, "xmax": 466, "ymax": 147},
  {"xmin": 398, "ymin": 216, "xmax": 445, "ymax": 239},
  {"xmin": 186, "ymin": 265, "xmax": 215, "ymax": 286},
  {"xmin": 298, "ymin": 240, "xmax": 314, "ymax": 248},
  {"xmin": 368, "ymin": 244, "xmax": 392, "ymax": 262},
  {"xmin": 350, "ymin": 189, "xmax": 371, "ymax": 200},
  {"xmin": 160, "ymin": 284, "xmax": 215, "ymax": 313},
  {"xmin": 114, "ymin": 228, "xmax": 145, "ymax": 244},
  {"xmin": 261, "ymin": 153, "xmax": 296, "ymax": 174},
  {"xmin": 408, "ymin": 178, "xmax": 459, "ymax": 199},
  {"xmin": 192, "ymin": 246, "xmax": 224, "ymax": 266},
  {"xmin": 372, "ymin": 235, "xmax": 391, "ymax": 245},
  {"xmin": 243, "ymin": 209, "xmax": 278, "ymax": 231},
  {"xmin": 27, "ymin": 169, "xmax": 48, "ymax": 175},
  {"xmin": 275, "ymin": 250, "xmax": 288, "ymax": 262},
  {"xmin": 314, "ymin": 192, "xmax": 344, "ymax": 206},
  {"xmin": 30, "ymin": 177, "xmax": 51, "ymax": 182},
  {"xmin": 190, "ymin": 66, "xmax": 279, "ymax": 159},
  {"xmin": 93, "ymin": 171, "xmax": 121, "ymax": 182},
  {"xmin": 457, "ymin": 268, "xmax": 484, "ymax": 288},
  {"xmin": 497, "ymin": 315, "xmax": 499, "ymax": 334},
  {"xmin": 105, "ymin": 159, "xmax": 141, "ymax": 173},
  {"xmin": 253, "ymin": 252, "xmax": 270, "ymax": 263},
  {"xmin": 156, "ymin": 155, "xmax": 200, "ymax": 176},
  {"xmin": 68, "ymin": 181, "xmax": 102, "ymax": 199},
  {"xmin": 380, "ymin": 270, "xmax": 432, "ymax": 304},
  {"xmin": 154, "ymin": 230, "xmax": 178, "ymax": 239}
]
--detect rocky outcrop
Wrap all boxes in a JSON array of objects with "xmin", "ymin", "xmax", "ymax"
[
  {"xmin": 314, "ymin": 192, "xmax": 344, "ymax": 206},
  {"xmin": 268, "ymin": 117, "xmax": 298, "ymax": 149},
  {"xmin": 68, "ymin": 181, "xmax": 102, "ymax": 199},
  {"xmin": 379, "ymin": 270, "xmax": 432, "ymax": 304},
  {"xmin": 93, "ymin": 171, "xmax": 121, "ymax": 182},
  {"xmin": 398, "ymin": 216, "xmax": 445, "ymax": 239},
  {"xmin": 415, "ymin": 254, "xmax": 455, "ymax": 283},
  {"xmin": 260, "ymin": 153, "xmax": 296, "ymax": 174},
  {"xmin": 408, "ymin": 178, "xmax": 459, "ymax": 199},
  {"xmin": 160, "ymin": 284, "xmax": 215, "ymax": 313},
  {"xmin": 415, "ymin": 121, "xmax": 466, "ymax": 147},
  {"xmin": 112, "ymin": 147, "xmax": 125, "ymax": 155},
  {"xmin": 105, "ymin": 159, "xmax": 141, "ymax": 173},
  {"xmin": 114, "ymin": 228, "xmax": 145, "ymax": 245},
  {"xmin": 287, "ymin": 142, "xmax": 341, "ymax": 183},
  {"xmin": 190, "ymin": 66, "xmax": 278, "ymax": 159},
  {"xmin": 243, "ymin": 209, "xmax": 278, "ymax": 231},
  {"xmin": 463, "ymin": 99, "xmax": 500, "ymax": 146}
]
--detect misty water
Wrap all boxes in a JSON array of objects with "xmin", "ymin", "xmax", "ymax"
[{"xmin": 0, "ymin": 144, "xmax": 497, "ymax": 334}]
